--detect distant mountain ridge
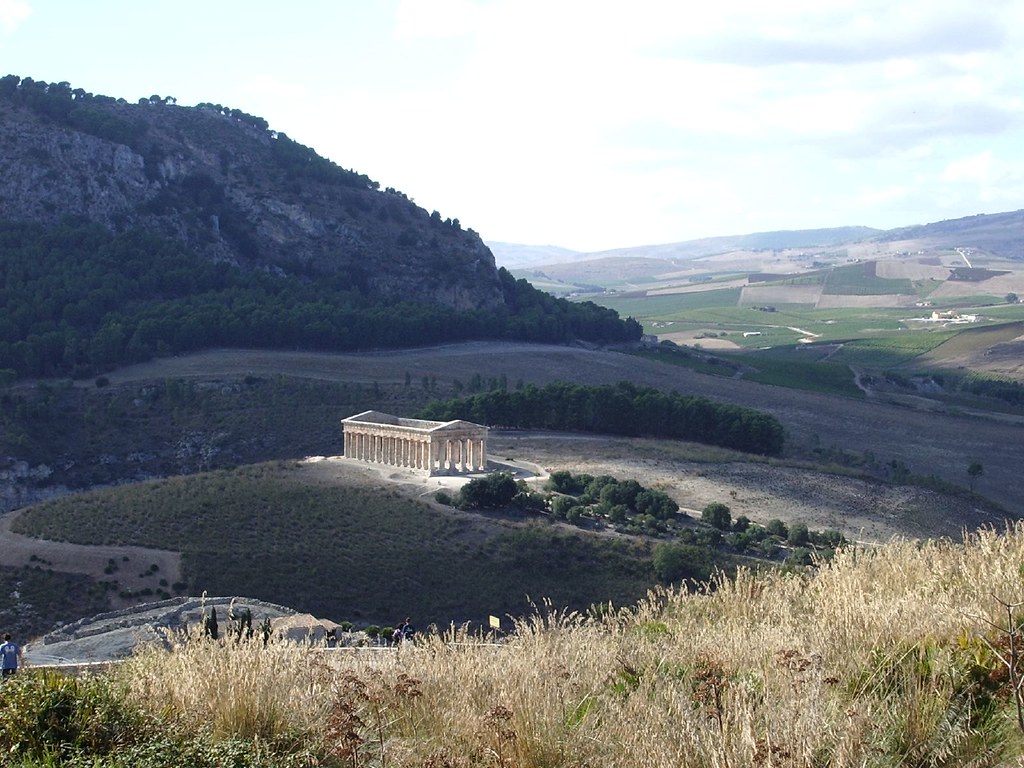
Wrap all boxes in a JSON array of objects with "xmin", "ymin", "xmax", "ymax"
[{"xmin": 490, "ymin": 212, "xmax": 1023, "ymax": 269}]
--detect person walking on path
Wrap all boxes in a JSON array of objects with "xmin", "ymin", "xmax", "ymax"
[{"xmin": 1, "ymin": 633, "xmax": 22, "ymax": 677}]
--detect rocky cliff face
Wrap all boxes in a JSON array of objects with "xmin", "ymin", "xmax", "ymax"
[{"xmin": 0, "ymin": 79, "xmax": 504, "ymax": 311}]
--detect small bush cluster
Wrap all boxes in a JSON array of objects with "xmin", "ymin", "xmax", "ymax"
[
  {"xmin": 699, "ymin": 502, "xmax": 845, "ymax": 564},
  {"xmin": 544, "ymin": 470, "xmax": 679, "ymax": 530}
]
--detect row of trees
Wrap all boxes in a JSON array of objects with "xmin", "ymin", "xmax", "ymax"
[
  {"xmin": 419, "ymin": 380, "xmax": 785, "ymax": 455},
  {"xmin": 0, "ymin": 222, "xmax": 641, "ymax": 381},
  {"xmin": 0, "ymin": 75, "xmax": 150, "ymax": 148}
]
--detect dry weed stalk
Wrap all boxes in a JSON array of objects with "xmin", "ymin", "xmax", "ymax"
[{"xmin": 110, "ymin": 523, "xmax": 1024, "ymax": 766}]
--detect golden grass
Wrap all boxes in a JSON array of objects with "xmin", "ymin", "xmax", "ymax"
[{"xmin": 115, "ymin": 525, "xmax": 1024, "ymax": 766}]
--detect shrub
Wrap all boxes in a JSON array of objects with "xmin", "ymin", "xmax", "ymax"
[
  {"xmin": 652, "ymin": 542, "xmax": 715, "ymax": 584},
  {"xmin": 458, "ymin": 472, "xmax": 517, "ymax": 509},
  {"xmin": 787, "ymin": 522, "xmax": 810, "ymax": 547},
  {"xmin": 549, "ymin": 495, "xmax": 579, "ymax": 519},
  {"xmin": 545, "ymin": 470, "xmax": 588, "ymax": 494},
  {"xmin": 701, "ymin": 502, "xmax": 732, "ymax": 531},
  {"xmin": 0, "ymin": 670, "xmax": 147, "ymax": 761},
  {"xmin": 786, "ymin": 547, "xmax": 814, "ymax": 567}
]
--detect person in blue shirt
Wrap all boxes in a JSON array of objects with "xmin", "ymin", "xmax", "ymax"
[{"xmin": 1, "ymin": 633, "xmax": 22, "ymax": 677}]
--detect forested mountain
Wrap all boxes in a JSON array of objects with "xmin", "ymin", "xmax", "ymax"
[{"xmin": 0, "ymin": 76, "xmax": 640, "ymax": 380}]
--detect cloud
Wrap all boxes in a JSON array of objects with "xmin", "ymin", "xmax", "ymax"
[
  {"xmin": 393, "ymin": 0, "xmax": 482, "ymax": 40},
  {"xmin": 0, "ymin": 0, "xmax": 30, "ymax": 34},
  {"xmin": 942, "ymin": 151, "xmax": 993, "ymax": 184}
]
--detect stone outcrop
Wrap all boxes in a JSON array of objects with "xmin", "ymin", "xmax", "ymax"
[{"xmin": 27, "ymin": 595, "xmax": 299, "ymax": 664}]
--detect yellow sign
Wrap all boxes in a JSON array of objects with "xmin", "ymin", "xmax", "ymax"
[{"xmin": 488, "ymin": 615, "xmax": 501, "ymax": 629}]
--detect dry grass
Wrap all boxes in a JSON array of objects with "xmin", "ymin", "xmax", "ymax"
[{"xmin": 113, "ymin": 525, "xmax": 1024, "ymax": 766}]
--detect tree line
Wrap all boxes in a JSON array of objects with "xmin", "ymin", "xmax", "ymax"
[
  {"xmin": 0, "ymin": 222, "xmax": 641, "ymax": 381},
  {"xmin": 418, "ymin": 380, "xmax": 785, "ymax": 455}
]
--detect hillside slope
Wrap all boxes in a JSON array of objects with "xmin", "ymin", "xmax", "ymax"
[{"xmin": 0, "ymin": 76, "xmax": 501, "ymax": 311}]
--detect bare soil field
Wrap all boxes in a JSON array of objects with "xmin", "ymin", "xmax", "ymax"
[
  {"xmin": 0, "ymin": 506, "xmax": 182, "ymax": 610},
  {"xmin": 739, "ymin": 285, "xmax": 822, "ymax": 304},
  {"xmin": 656, "ymin": 331, "xmax": 743, "ymax": 349},
  {"xmin": 814, "ymin": 294, "xmax": 920, "ymax": 308}
]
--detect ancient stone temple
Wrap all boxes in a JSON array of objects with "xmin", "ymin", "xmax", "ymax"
[{"xmin": 341, "ymin": 410, "xmax": 488, "ymax": 475}]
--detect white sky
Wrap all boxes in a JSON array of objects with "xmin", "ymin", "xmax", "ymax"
[{"xmin": 1, "ymin": 0, "xmax": 1022, "ymax": 252}]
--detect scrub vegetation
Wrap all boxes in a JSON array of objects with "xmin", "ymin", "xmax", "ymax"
[{"xmin": 6, "ymin": 526, "xmax": 1024, "ymax": 766}]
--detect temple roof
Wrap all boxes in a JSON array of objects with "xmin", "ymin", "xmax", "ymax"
[{"xmin": 342, "ymin": 410, "xmax": 486, "ymax": 434}]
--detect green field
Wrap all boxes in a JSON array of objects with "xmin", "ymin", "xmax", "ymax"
[
  {"xmin": 583, "ymin": 278, "xmax": 1024, "ymax": 401},
  {"xmin": 822, "ymin": 263, "xmax": 915, "ymax": 295}
]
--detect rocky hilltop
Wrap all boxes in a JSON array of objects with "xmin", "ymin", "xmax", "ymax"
[{"xmin": 0, "ymin": 75, "xmax": 502, "ymax": 311}]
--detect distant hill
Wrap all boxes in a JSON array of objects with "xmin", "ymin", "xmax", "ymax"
[
  {"xmin": 486, "ymin": 242, "xmax": 582, "ymax": 269},
  {"xmin": 491, "ymin": 211, "xmax": 1023, "ymax": 273},
  {"xmin": 489, "ymin": 226, "xmax": 882, "ymax": 269},
  {"xmin": 877, "ymin": 209, "xmax": 1024, "ymax": 256},
  {"xmin": 497, "ymin": 211, "xmax": 1024, "ymax": 294}
]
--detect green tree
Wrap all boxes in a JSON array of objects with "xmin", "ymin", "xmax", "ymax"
[
  {"xmin": 787, "ymin": 522, "xmax": 810, "ymax": 547},
  {"xmin": 701, "ymin": 502, "xmax": 732, "ymax": 531},
  {"xmin": 545, "ymin": 470, "xmax": 587, "ymax": 495},
  {"xmin": 459, "ymin": 472, "xmax": 517, "ymax": 509},
  {"xmin": 549, "ymin": 495, "xmax": 580, "ymax": 519},
  {"xmin": 635, "ymin": 489, "xmax": 679, "ymax": 520},
  {"xmin": 653, "ymin": 543, "xmax": 714, "ymax": 584}
]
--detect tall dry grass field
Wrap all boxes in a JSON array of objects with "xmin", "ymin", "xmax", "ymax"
[{"xmin": 115, "ymin": 525, "xmax": 1024, "ymax": 767}]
